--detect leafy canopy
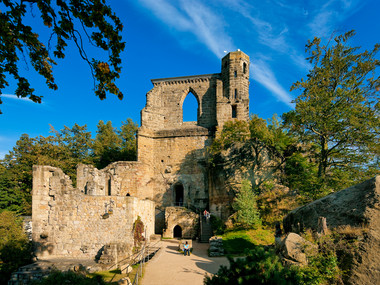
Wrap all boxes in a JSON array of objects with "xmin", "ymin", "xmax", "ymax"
[
  {"xmin": 0, "ymin": 0, "xmax": 125, "ymax": 114},
  {"xmin": 283, "ymin": 30, "xmax": 380, "ymax": 181}
]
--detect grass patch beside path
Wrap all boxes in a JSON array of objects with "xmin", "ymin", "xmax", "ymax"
[
  {"xmin": 222, "ymin": 228, "xmax": 274, "ymax": 255},
  {"xmin": 89, "ymin": 265, "xmax": 141, "ymax": 284}
]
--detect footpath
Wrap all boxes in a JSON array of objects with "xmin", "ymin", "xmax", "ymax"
[{"xmin": 141, "ymin": 239, "xmax": 229, "ymax": 285}]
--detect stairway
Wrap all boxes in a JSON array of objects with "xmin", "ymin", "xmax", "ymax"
[{"xmin": 200, "ymin": 217, "xmax": 213, "ymax": 243}]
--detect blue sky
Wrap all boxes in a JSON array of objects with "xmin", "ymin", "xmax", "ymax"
[{"xmin": 1, "ymin": 0, "xmax": 379, "ymax": 158}]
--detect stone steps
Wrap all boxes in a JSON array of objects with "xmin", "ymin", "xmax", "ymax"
[{"xmin": 200, "ymin": 219, "xmax": 213, "ymax": 243}]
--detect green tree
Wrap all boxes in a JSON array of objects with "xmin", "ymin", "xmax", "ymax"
[
  {"xmin": 93, "ymin": 120, "xmax": 122, "ymax": 168},
  {"xmin": 118, "ymin": 118, "xmax": 138, "ymax": 161},
  {"xmin": 0, "ymin": 0, "xmax": 125, "ymax": 114},
  {"xmin": 0, "ymin": 210, "xmax": 32, "ymax": 284},
  {"xmin": 232, "ymin": 180, "xmax": 261, "ymax": 229},
  {"xmin": 283, "ymin": 30, "xmax": 380, "ymax": 185}
]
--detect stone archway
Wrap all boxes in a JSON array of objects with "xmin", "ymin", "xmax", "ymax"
[{"xmin": 173, "ymin": 225, "xmax": 182, "ymax": 238}]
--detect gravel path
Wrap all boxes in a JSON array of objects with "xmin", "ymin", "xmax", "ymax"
[{"xmin": 141, "ymin": 239, "xmax": 229, "ymax": 285}]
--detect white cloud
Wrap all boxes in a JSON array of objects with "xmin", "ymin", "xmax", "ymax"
[
  {"xmin": 250, "ymin": 61, "xmax": 294, "ymax": 108},
  {"xmin": 308, "ymin": 0, "xmax": 363, "ymax": 37},
  {"xmin": 2, "ymin": 94, "xmax": 34, "ymax": 102},
  {"xmin": 137, "ymin": 0, "xmax": 234, "ymax": 57},
  {"xmin": 135, "ymin": 0, "xmax": 366, "ymax": 107}
]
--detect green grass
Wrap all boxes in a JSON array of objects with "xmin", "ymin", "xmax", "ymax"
[
  {"xmin": 221, "ymin": 228, "xmax": 274, "ymax": 255},
  {"xmin": 89, "ymin": 265, "xmax": 142, "ymax": 284}
]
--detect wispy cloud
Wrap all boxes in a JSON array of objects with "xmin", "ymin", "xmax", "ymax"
[
  {"xmin": 308, "ymin": 0, "xmax": 363, "ymax": 37},
  {"xmin": 136, "ymin": 0, "xmax": 295, "ymax": 106},
  {"xmin": 1, "ymin": 94, "xmax": 34, "ymax": 102},
  {"xmin": 250, "ymin": 61, "xmax": 294, "ymax": 108},
  {"xmin": 137, "ymin": 0, "xmax": 234, "ymax": 57},
  {"xmin": 134, "ymin": 0, "xmax": 366, "ymax": 108}
]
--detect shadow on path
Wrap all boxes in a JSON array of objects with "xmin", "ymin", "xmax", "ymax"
[{"xmin": 141, "ymin": 239, "xmax": 229, "ymax": 285}]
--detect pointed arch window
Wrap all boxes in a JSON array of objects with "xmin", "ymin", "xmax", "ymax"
[{"xmin": 182, "ymin": 91, "xmax": 198, "ymax": 123}]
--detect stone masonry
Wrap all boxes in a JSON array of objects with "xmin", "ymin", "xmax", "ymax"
[
  {"xmin": 32, "ymin": 165, "xmax": 154, "ymax": 259},
  {"xmin": 32, "ymin": 50, "xmax": 251, "ymax": 261}
]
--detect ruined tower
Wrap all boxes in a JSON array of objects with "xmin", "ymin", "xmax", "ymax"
[
  {"xmin": 32, "ymin": 50, "xmax": 251, "ymax": 247},
  {"xmin": 217, "ymin": 50, "xmax": 250, "ymax": 130}
]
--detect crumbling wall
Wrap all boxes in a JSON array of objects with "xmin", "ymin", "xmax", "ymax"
[
  {"xmin": 163, "ymin": 207, "xmax": 199, "ymax": 239},
  {"xmin": 32, "ymin": 165, "xmax": 154, "ymax": 259},
  {"xmin": 77, "ymin": 162, "xmax": 153, "ymax": 199}
]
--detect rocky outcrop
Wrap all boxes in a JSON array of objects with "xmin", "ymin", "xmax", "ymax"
[
  {"xmin": 278, "ymin": 233, "xmax": 316, "ymax": 266},
  {"xmin": 283, "ymin": 176, "xmax": 380, "ymax": 284}
]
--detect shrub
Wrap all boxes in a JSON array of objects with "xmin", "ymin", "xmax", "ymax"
[
  {"xmin": 31, "ymin": 270, "xmax": 107, "ymax": 285},
  {"xmin": 204, "ymin": 247, "xmax": 299, "ymax": 285},
  {"xmin": 133, "ymin": 216, "xmax": 145, "ymax": 251},
  {"xmin": 210, "ymin": 215, "xmax": 226, "ymax": 235},
  {"xmin": 0, "ymin": 210, "xmax": 32, "ymax": 284}
]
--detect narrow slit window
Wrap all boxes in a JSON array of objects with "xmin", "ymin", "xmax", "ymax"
[
  {"xmin": 243, "ymin": 62, "xmax": 247, "ymax": 74},
  {"xmin": 107, "ymin": 178, "xmax": 111, "ymax": 196},
  {"xmin": 234, "ymin": 89, "xmax": 238, "ymax": 100},
  {"xmin": 232, "ymin": 105, "xmax": 237, "ymax": 118},
  {"xmin": 234, "ymin": 70, "xmax": 237, "ymax": 77}
]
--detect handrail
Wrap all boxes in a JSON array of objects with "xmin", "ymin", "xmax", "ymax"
[{"xmin": 131, "ymin": 239, "xmax": 161, "ymax": 285}]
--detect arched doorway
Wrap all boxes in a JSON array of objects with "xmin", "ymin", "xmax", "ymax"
[
  {"xmin": 173, "ymin": 225, "xmax": 182, "ymax": 238},
  {"xmin": 174, "ymin": 184, "xmax": 184, "ymax": 206}
]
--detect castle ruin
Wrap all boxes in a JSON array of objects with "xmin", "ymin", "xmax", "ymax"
[{"xmin": 32, "ymin": 50, "xmax": 250, "ymax": 259}]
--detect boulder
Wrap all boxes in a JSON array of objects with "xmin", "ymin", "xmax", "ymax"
[
  {"xmin": 118, "ymin": 277, "xmax": 131, "ymax": 285},
  {"xmin": 283, "ymin": 176, "xmax": 380, "ymax": 284},
  {"xmin": 279, "ymin": 233, "xmax": 316, "ymax": 266}
]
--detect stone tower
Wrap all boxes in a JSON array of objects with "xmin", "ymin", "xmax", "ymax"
[{"xmin": 217, "ymin": 50, "xmax": 250, "ymax": 131}]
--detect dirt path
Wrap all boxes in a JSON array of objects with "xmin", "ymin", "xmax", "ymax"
[{"xmin": 141, "ymin": 239, "xmax": 229, "ymax": 285}]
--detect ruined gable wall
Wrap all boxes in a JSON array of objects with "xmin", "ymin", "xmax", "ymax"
[
  {"xmin": 141, "ymin": 75, "xmax": 221, "ymax": 131},
  {"xmin": 137, "ymin": 75, "xmax": 222, "ymax": 211},
  {"xmin": 32, "ymin": 165, "xmax": 154, "ymax": 259},
  {"xmin": 77, "ymin": 162, "xmax": 153, "ymax": 200}
]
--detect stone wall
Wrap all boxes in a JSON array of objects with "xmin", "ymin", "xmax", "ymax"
[
  {"xmin": 163, "ymin": 207, "xmax": 199, "ymax": 239},
  {"xmin": 77, "ymin": 162, "xmax": 153, "ymax": 199},
  {"xmin": 32, "ymin": 165, "xmax": 154, "ymax": 259}
]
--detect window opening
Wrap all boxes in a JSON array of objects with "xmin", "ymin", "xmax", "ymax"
[
  {"xmin": 234, "ymin": 70, "xmax": 237, "ymax": 77},
  {"xmin": 182, "ymin": 92, "xmax": 198, "ymax": 122},
  {"xmin": 243, "ymin": 62, "xmax": 247, "ymax": 74},
  {"xmin": 107, "ymin": 178, "xmax": 111, "ymax": 196},
  {"xmin": 174, "ymin": 184, "xmax": 184, "ymax": 206},
  {"xmin": 234, "ymin": 89, "xmax": 238, "ymax": 100},
  {"xmin": 232, "ymin": 105, "xmax": 237, "ymax": 118},
  {"xmin": 173, "ymin": 225, "xmax": 182, "ymax": 238}
]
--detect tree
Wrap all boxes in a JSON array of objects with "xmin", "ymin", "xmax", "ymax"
[
  {"xmin": 232, "ymin": 179, "xmax": 261, "ymax": 229},
  {"xmin": 284, "ymin": 30, "xmax": 380, "ymax": 184},
  {"xmin": 92, "ymin": 120, "xmax": 122, "ymax": 168},
  {"xmin": 0, "ymin": 210, "xmax": 32, "ymax": 284},
  {"xmin": 118, "ymin": 118, "xmax": 138, "ymax": 161},
  {"xmin": 0, "ymin": 0, "xmax": 125, "ymax": 114}
]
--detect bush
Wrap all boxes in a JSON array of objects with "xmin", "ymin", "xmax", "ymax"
[
  {"xmin": 210, "ymin": 215, "xmax": 226, "ymax": 235},
  {"xmin": 31, "ymin": 270, "xmax": 107, "ymax": 285},
  {"xmin": 0, "ymin": 210, "xmax": 32, "ymax": 284},
  {"xmin": 204, "ymin": 247, "xmax": 299, "ymax": 285}
]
